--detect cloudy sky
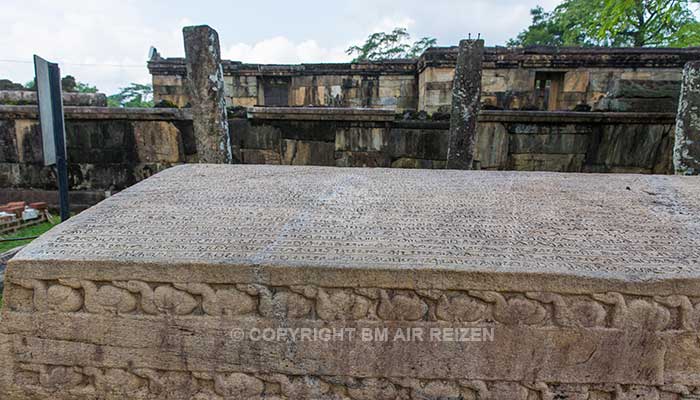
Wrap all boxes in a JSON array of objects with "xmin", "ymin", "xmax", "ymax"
[{"xmin": 0, "ymin": 0, "xmax": 561, "ymax": 94}]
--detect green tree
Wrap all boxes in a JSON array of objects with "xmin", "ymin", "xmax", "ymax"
[
  {"xmin": 61, "ymin": 75, "xmax": 98, "ymax": 93},
  {"xmin": 24, "ymin": 76, "xmax": 98, "ymax": 92},
  {"xmin": 509, "ymin": 0, "xmax": 700, "ymax": 47},
  {"xmin": 107, "ymin": 83, "xmax": 153, "ymax": 108},
  {"xmin": 346, "ymin": 28, "xmax": 437, "ymax": 61}
]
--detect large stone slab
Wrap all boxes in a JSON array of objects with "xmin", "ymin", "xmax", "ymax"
[{"xmin": 2, "ymin": 164, "xmax": 700, "ymax": 399}]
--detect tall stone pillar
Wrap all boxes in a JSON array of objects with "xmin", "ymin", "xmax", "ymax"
[
  {"xmin": 675, "ymin": 61, "xmax": 700, "ymax": 175},
  {"xmin": 446, "ymin": 39, "xmax": 484, "ymax": 170},
  {"xmin": 183, "ymin": 25, "xmax": 232, "ymax": 164}
]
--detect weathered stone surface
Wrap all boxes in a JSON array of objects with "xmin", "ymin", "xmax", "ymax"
[
  {"xmin": 390, "ymin": 157, "xmax": 445, "ymax": 169},
  {"xmin": 474, "ymin": 122, "xmax": 508, "ymax": 169},
  {"xmin": 389, "ymin": 128, "xmax": 448, "ymax": 160},
  {"xmin": 183, "ymin": 25, "xmax": 232, "ymax": 163},
  {"xmin": 281, "ymin": 139, "xmax": 334, "ymax": 166},
  {"xmin": 675, "ymin": 61, "xmax": 700, "ymax": 175},
  {"xmin": 0, "ymin": 104, "xmax": 681, "ymax": 212},
  {"xmin": 509, "ymin": 153, "xmax": 585, "ymax": 172},
  {"xmin": 446, "ymin": 39, "xmax": 484, "ymax": 169},
  {"xmin": 335, "ymin": 127, "xmax": 388, "ymax": 152},
  {"xmin": 0, "ymin": 90, "xmax": 107, "ymax": 107},
  {"xmin": 241, "ymin": 148, "xmax": 282, "ymax": 165},
  {"xmin": 154, "ymin": 45, "xmax": 697, "ymax": 112},
  {"xmin": 588, "ymin": 124, "xmax": 673, "ymax": 174},
  {"xmin": 65, "ymin": 121, "xmax": 137, "ymax": 164},
  {"xmin": 2, "ymin": 165, "xmax": 700, "ymax": 399},
  {"xmin": 14, "ymin": 120, "xmax": 42, "ymax": 164},
  {"xmin": 133, "ymin": 121, "xmax": 183, "ymax": 163},
  {"xmin": 335, "ymin": 151, "xmax": 391, "ymax": 168},
  {"xmin": 0, "ymin": 119, "xmax": 19, "ymax": 163},
  {"xmin": 509, "ymin": 131, "xmax": 589, "ymax": 155}
]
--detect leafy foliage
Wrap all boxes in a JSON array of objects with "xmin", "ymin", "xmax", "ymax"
[
  {"xmin": 61, "ymin": 76, "xmax": 98, "ymax": 93},
  {"xmin": 346, "ymin": 28, "xmax": 437, "ymax": 61},
  {"xmin": 23, "ymin": 76, "xmax": 98, "ymax": 93},
  {"xmin": 509, "ymin": 0, "xmax": 700, "ymax": 47},
  {"xmin": 107, "ymin": 83, "xmax": 154, "ymax": 108}
]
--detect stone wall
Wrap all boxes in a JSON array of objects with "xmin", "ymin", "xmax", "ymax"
[
  {"xmin": 151, "ymin": 59, "xmax": 419, "ymax": 111},
  {"xmin": 0, "ymin": 105, "xmax": 675, "ymax": 208},
  {"xmin": 0, "ymin": 106, "xmax": 191, "ymax": 208},
  {"xmin": 150, "ymin": 46, "xmax": 698, "ymax": 113},
  {"xmin": 0, "ymin": 90, "xmax": 108, "ymax": 107},
  {"xmin": 239, "ymin": 108, "xmax": 675, "ymax": 174}
]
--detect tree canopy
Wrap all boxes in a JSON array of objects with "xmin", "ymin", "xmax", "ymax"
[
  {"xmin": 508, "ymin": 0, "xmax": 700, "ymax": 47},
  {"xmin": 107, "ymin": 83, "xmax": 153, "ymax": 108},
  {"xmin": 346, "ymin": 28, "xmax": 437, "ymax": 61},
  {"xmin": 23, "ymin": 75, "xmax": 98, "ymax": 93},
  {"xmin": 60, "ymin": 76, "xmax": 98, "ymax": 93}
]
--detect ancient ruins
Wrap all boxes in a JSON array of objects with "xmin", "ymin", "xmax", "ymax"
[
  {"xmin": 1, "ymin": 164, "xmax": 700, "ymax": 399},
  {"xmin": 1, "ymin": 27, "xmax": 699, "ymax": 207},
  {"xmin": 2, "ymin": 20, "xmax": 700, "ymax": 398}
]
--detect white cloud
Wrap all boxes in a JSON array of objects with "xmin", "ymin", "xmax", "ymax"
[
  {"xmin": 0, "ymin": 0, "xmax": 184, "ymax": 94},
  {"xmin": 222, "ymin": 37, "xmax": 347, "ymax": 64},
  {"xmin": 371, "ymin": 16, "xmax": 416, "ymax": 33},
  {"xmin": 0, "ymin": 0, "xmax": 568, "ymax": 94}
]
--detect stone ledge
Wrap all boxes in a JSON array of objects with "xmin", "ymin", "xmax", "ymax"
[
  {"xmin": 148, "ymin": 57, "xmax": 418, "ymax": 77},
  {"xmin": 1, "ymin": 105, "xmax": 674, "ymax": 125},
  {"xmin": 419, "ymin": 46, "xmax": 700, "ymax": 71},
  {"xmin": 2, "ymin": 164, "xmax": 700, "ymax": 397},
  {"xmin": 0, "ymin": 105, "xmax": 192, "ymax": 121},
  {"xmin": 247, "ymin": 106, "xmax": 396, "ymax": 121},
  {"xmin": 478, "ymin": 110, "xmax": 677, "ymax": 124},
  {"xmin": 10, "ymin": 164, "xmax": 700, "ymax": 293}
]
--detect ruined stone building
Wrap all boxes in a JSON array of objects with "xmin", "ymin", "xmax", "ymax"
[
  {"xmin": 149, "ymin": 46, "xmax": 700, "ymax": 113},
  {"xmin": 0, "ymin": 42, "xmax": 697, "ymax": 209}
]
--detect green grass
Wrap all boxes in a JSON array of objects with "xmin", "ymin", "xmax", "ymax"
[
  {"xmin": 0, "ymin": 217, "xmax": 61, "ymax": 308},
  {"xmin": 0, "ymin": 218, "xmax": 61, "ymax": 308},
  {"xmin": 0, "ymin": 219, "xmax": 60, "ymax": 253}
]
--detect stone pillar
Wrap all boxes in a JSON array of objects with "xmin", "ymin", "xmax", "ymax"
[
  {"xmin": 446, "ymin": 39, "xmax": 484, "ymax": 170},
  {"xmin": 183, "ymin": 25, "xmax": 232, "ymax": 164},
  {"xmin": 674, "ymin": 61, "xmax": 700, "ymax": 175}
]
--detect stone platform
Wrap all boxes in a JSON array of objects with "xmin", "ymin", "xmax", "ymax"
[{"xmin": 2, "ymin": 164, "xmax": 700, "ymax": 399}]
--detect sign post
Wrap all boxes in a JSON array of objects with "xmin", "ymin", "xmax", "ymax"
[{"xmin": 34, "ymin": 55, "xmax": 70, "ymax": 221}]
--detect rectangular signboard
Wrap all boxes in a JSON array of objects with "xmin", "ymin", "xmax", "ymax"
[
  {"xmin": 33, "ymin": 55, "xmax": 65, "ymax": 166},
  {"xmin": 33, "ymin": 55, "xmax": 70, "ymax": 221}
]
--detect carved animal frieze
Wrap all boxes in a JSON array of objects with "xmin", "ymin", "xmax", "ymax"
[
  {"xmin": 8, "ymin": 278, "xmax": 699, "ymax": 333},
  {"xmin": 377, "ymin": 290, "xmax": 428, "ymax": 321},
  {"xmin": 410, "ymin": 379, "xmax": 464, "ymax": 399},
  {"xmin": 459, "ymin": 380, "xmax": 532, "ymax": 400},
  {"xmin": 615, "ymin": 384, "xmax": 660, "ymax": 400},
  {"xmin": 11, "ymin": 365, "xmax": 699, "ymax": 400},
  {"xmin": 59, "ymin": 279, "xmax": 137, "ymax": 315},
  {"xmin": 592, "ymin": 292, "xmax": 670, "ymax": 331},
  {"xmin": 133, "ymin": 368, "xmax": 199, "ymax": 397},
  {"xmin": 469, "ymin": 291, "xmax": 547, "ymax": 325},
  {"xmin": 12, "ymin": 279, "xmax": 82, "ymax": 313},
  {"xmin": 194, "ymin": 372, "xmax": 265, "ymax": 399},
  {"xmin": 436, "ymin": 292, "xmax": 487, "ymax": 322},
  {"xmin": 654, "ymin": 295, "xmax": 700, "ymax": 331},
  {"xmin": 113, "ymin": 280, "xmax": 198, "ymax": 315},
  {"xmin": 173, "ymin": 283, "xmax": 256, "ymax": 316},
  {"xmin": 18, "ymin": 363, "xmax": 84, "ymax": 392},
  {"xmin": 83, "ymin": 367, "xmax": 147, "ymax": 396},
  {"xmin": 250, "ymin": 285, "xmax": 313, "ymax": 319},
  {"xmin": 346, "ymin": 378, "xmax": 398, "ymax": 400},
  {"xmin": 316, "ymin": 288, "xmax": 371, "ymax": 321},
  {"xmin": 271, "ymin": 374, "xmax": 333, "ymax": 398},
  {"xmin": 526, "ymin": 292, "xmax": 606, "ymax": 328}
]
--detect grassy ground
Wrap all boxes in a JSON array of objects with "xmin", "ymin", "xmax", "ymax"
[
  {"xmin": 0, "ymin": 218, "xmax": 60, "ymax": 307},
  {"xmin": 0, "ymin": 219, "xmax": 60, "ymax": 253}
]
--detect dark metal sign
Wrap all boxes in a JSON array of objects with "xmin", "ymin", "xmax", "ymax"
[{"xmin": 33, "ymin": 55, "xmax": 70, "ymax": 221}]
